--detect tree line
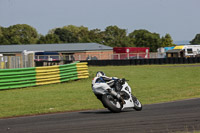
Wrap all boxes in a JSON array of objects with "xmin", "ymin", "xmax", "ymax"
[{"xmin": 2, "ymin": 24, "xmax": 197, "ymax": 52}]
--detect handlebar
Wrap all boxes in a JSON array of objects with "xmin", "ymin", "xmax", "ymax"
[
  {"xmin": 122, "ymin": 78, "xmax": 129, "ymax": 81},
  {"xmin": 120, "ymin": 78, "xmax": 129, "ymax": 84}
]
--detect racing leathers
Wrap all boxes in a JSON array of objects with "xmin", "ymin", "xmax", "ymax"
[{"xmin": 92, "ymin": 76, "xmax": 124, "ymax": 103}]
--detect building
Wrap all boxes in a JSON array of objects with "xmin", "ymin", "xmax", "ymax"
[
  {"xmin": 0, "ymin": 43, "xmax": 113, "ymax": 61},
  {"xmin": 113, "ymin": 47, "xmax": 149, "ymax": 59}
]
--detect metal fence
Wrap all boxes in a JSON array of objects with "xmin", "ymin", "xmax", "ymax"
[
  {"xmin": 59, "ymin": 52, "xmax": 160, "ymax": 61},
  {"xmin": 0, "ymin": 54, "xmax": 34, "ymax": 69},
  {"xmin": 0, "ymin": 52, "xmax": 164, "ymax": 69}
]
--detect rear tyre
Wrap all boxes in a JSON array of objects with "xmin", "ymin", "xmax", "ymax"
[
  {"xmin": 132, "ymin": 95, "xmax": 142, "ymax": 111},
  {"xmin": 101, "ymin": 94, "xmax": 122, "ymax": 113}
]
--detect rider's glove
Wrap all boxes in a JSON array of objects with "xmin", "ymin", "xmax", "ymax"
[{"xmin": 121, "ymin": 78, "xmax": 125, "ymax": 84}]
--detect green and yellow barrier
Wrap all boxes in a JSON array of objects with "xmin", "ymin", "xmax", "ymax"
[{"xmin": 0, "ymin": 62, "xmax": 89, "ymax": 90}]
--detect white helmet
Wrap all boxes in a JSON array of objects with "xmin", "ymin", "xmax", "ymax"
[{"xmin": 96, "ymin": 71, "xmax": 105, "ymax": 77}]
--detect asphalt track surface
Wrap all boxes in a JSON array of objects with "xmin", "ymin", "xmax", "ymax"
[{"xmin": 0, "ymin": 98, "xmax": 200, "ymax": 133}]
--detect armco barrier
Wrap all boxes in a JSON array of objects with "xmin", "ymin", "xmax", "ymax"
[
  {"xmin": 0, "ymin": 62, "xmax": 89, "ymax": 90},
  {"xmin": 83, "ymin": 57, "xmax": 200, "ymax": 66}
]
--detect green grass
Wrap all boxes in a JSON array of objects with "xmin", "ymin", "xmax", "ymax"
[{"xmin": 0, "ymin": 64, "xmax": 200, "ymax": 118}]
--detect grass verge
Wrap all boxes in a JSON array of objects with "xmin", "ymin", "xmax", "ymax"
[{"xmin": 0, "ymin": 64, "xmax": 200, "ymax": 118}]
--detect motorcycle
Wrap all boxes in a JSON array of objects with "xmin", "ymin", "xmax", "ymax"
[{"xmin": 92, "ymin": 77, "xmax": 142, "ymax": 113}]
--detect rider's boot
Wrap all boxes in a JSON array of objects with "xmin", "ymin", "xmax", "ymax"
[
  {"xmin": 117, "ymin": 94, "xmax": 125, "ymax": 104},
  {"xmin": 108, "ymin": 89, "xmax": 125, "ymax": 104}
]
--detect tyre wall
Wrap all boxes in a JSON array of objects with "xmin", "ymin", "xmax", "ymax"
[
  {"xmin": 83, "ymin": 57, "xmax": 200, "ymax": 66},
  {"xmin": 0, "ymin": 62, "xmax": 89, "ymax": 90}
]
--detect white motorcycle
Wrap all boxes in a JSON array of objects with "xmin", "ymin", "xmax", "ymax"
[{"xmin": 92, "ymin": 77, "xmax": 142, "ymax": 113}]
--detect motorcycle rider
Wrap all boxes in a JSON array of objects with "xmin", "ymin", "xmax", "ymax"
[{"xmin": 93, "ymin": 71, "xmax": 125, "ymax": 104}]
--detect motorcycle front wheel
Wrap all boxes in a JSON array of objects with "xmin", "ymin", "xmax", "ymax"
[
  {"xmin": 132, "ymin": 95, "xmax": 142, "ymax": 111},
  {"xmin": 101, "ymin": 94, "xmax": 122, "ymax": 113}
]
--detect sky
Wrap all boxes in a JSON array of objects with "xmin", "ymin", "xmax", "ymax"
[{"xmin": 0, "ymin": 0, "xmax": 200, "ymax": 43}]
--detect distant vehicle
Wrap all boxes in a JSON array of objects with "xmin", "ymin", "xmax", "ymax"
[
  {"xmin": 34, "ymin": 52, "xmax": 60, "ymax": 61},
  {"xmin": 86, "ymin": 56, "xmax": 98, "ymax": 60},
  {"xmin": 166, "ymin": 45, "xmax": 200, "ymax": 58},
  {"xmin": 183, "ymin": 45, "xmax": 200, "ymax": 57},
  {"xmin": 128, "ymin": 56, "xmax": 144, "ymax": 59},
  {"xmin": 113, "ymin": 47, "xmax": 149, "ymax": 59}
]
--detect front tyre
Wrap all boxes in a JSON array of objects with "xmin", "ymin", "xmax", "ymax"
[
  {"xmin": 101, "ymin": 94, "xmax": 122, "ymax": 113},
  {"xmin": 132, "ymin": 95, "xmax": 142, "ymax": 111}
]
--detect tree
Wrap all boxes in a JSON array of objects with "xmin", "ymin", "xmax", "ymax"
[
  {"xmin": 129, "ymin": 29, "xmax": 161, "ymax": 52},
  {"xmin": 0, "ymin": 27, "xmax": 2, "ymax": 36},
  {"xmin": 103, "ymin": 25, "xmax": 129, "ymax": 47},
  {"xmin": 0, "ymin": 24, "xmax": 176, "ymax": 51},
  {"xmin": 37, "ymin": 34, "xmax": 60, "ymax": 44},
  {"xmin": 54, "ymin": 28, "xmax": 78, "ymax": 43},
  {"xmin": 190, "ymin": 34, "xmax": 200, "ymax": 44},
  {"xmin": 3, "ymin": 24, "xmax": 38, "ymax": 44},
  {"xmin": 63, "ymin": 25, "xmax": 91, "ymax": 42},
  {"xmin": 88, "ymin": 29, "xmax": 104, "ymax": 44},
  {"xmin": 77, "ymin": 28, "xmax": 91, "ymax": 43},
  {"xmin": 0, "ymin": 27, "xmax": 4, "ymax": 44},
  {"xmin": 160, "ymin": 33, "xmax": 175, "ymax": 47},
  {"xmin": 0, "ymin": 27, "xmax": 11, "ymax": 44}
]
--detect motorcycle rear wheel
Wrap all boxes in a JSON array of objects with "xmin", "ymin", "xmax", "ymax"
[{"xmin": 101, "ymin": 94, "xmax": 122, "ymax": 113}]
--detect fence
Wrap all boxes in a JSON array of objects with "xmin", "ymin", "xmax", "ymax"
[
  {"xmin": 1, "ymin": 52, "xmax": 194, "ymax": 69},
  {"xmin": 0, "ymin": 54, "xmax": 34, "ymax": 69},
  {"xmin": 65, "ymin": 53, "xmax": 160, "ymax": 61},
  {"xmin": 0, "ymin": 62, "xmax": 89, "ymax": 90}
]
